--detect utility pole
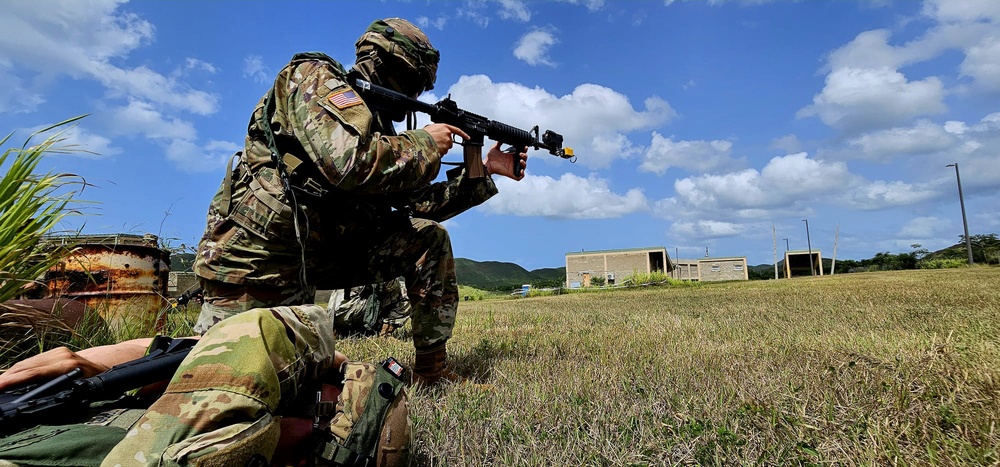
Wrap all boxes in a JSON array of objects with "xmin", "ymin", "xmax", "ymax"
[
  {"xmin": 831, "ymin": 224, "xmax": 839, "ymax": 275},
  {"xmin": 946, "ymin": 163, "xmax": 974, "ymax": 265},
  {"xmin": 803, "ymin": 219, "xmax": 814, "ymax": 276},
  {"xmin": 781, "ymin": 238, "xmax": 789, "ymax": 279},
  {"xmin": 772, "ymin": 224, "xmax": 778, "ymax": 279}
]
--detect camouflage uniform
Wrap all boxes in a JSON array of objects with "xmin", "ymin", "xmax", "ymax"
[
  {"xmin": 100, "ymin": 305, "xmax": 337, "ymax": 466},
  {"xmin": 0, "ymin": 306, "xmax": 335, "ymax": 467},
  {"xmin": 192, "ymin": 53, "xmax": 497, "ymax": 349},
  {"xmin": 330, "ymin": 278, "xmax": 410, "ymax": 336}
]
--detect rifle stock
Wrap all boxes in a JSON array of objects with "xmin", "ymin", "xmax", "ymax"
[{"xmin": 353, "ymin": 79, "xmax": 574, "ymax": 179}]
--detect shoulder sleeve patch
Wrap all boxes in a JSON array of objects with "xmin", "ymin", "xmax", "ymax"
[
  {"xmin": 316, "ymin": 84, "xmax": 372, "ymax": 139},
  {"xmin": 328, "ymin": 89, "xmax": 363, "ymax": 109}
]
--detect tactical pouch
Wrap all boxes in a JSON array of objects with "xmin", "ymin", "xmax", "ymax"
[
  {"xmin": 315, "ymin": 358, "xmax": 410, "ymax": 466},
  {"xmin": 228, "ymin": 168, "xmax": 295, "ymax": 241}
]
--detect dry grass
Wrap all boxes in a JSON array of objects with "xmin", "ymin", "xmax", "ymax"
[
  {"xmin": 340, "ymin": 267, "xmax": 1000, "ymax": 466},
  {"xmin": 3, "ymin": 268, "xmax": 996, "ymax": 465}
]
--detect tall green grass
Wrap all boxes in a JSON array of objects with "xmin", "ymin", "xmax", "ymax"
[
  {"xmin": 339, "ymin": 268, "xmax": 1000, "ymax": 465},
  {"xmin": 0, "ymin": 117, "xmax": 99, "ymax": 363},
  {"xmin": 0, "ymin": 116, "xmax": 88, "ymax": 303}
]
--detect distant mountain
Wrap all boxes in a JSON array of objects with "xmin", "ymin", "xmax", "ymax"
[
  {"xmin": 455, "ymin": 258, "xmax": 565, "ymax": 290},
  {"xmin": 171, "ymin": 253, "xmax": 196, "ymax": 272},
  {"xmin": 169, "ymin": 253, "xmax": 565, "ymax": 291}
]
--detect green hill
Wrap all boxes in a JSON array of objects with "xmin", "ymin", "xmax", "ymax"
[
  {"xmin": 455, "ymin": 258, "xmax": 565, "ymax": 290},
  {"xmin": 169, "ymin": 253, "xmax": 565, "ymax": 291}
]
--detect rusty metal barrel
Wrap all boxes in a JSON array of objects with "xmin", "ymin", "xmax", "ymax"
[{"xmin": 42, "ymin": 233, "xmax": 170, "ymax": 331}]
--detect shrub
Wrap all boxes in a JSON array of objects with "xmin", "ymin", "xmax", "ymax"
[
  {"xmin": 621, "ymin": 270, "xmax": 672, "ymax": 286},
  {"xmin": 918, "ymin": 258, "xmax": 969, "ymax": 269}
]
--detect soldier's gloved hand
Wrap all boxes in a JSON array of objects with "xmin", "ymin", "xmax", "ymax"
[
  {"xmin": 484, "ymin": 141, "xmax": 527, "ymax": 181},
  {"xmin": 424, "ymin": 123, "xmax": 470, "ymax": 155}
]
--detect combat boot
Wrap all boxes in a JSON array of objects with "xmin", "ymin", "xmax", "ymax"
[
  {"xmin": 378, "ymin": 322, "xmax": 397, "ymax": 337},
  {"xmin": 411, "ymin": 343, "xmax": 465, "ymax": 386}
]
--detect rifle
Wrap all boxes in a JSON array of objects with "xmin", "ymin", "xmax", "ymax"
[
  {"xmin": 0, "ymin": 337, "xmax": 197, "ymax": 435},
  {"xmin": 175, "ymin": 287, "xmax": 204, "ymax": 307},
  {"xmin": 353, "ymin": 78, "xmax": 575, "ymax": 179}
]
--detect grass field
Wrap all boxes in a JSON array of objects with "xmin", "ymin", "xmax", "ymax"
[
  {"xmin": 340, "ymin": 268, "xmax": 1000, "ymax": 465},
  {"xmin": 2, "ymin": 268, "xmax": 997, "ymax": 465}
]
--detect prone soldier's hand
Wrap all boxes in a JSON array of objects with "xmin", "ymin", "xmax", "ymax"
[
  {"xmin": 484, "ymin": 142, "xmax": 528, "ymax": 181},
  {"xmin": 0, "ymin": 346, "xmax": 110, "ymax": 390},
  {"xmin": 423, "ymin": 123, "xmax": 470, "ymax": 155}
]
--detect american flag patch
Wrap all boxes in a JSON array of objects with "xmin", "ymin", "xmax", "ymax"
[
  {"xmin": 383, "ymin": 357, "xmax": 406, "ymax": 379},
  {"xmin": 328, "ymin": 89, "xmax": 362, "ymax": 109}
]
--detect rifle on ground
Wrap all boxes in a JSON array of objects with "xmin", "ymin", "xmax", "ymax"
[
  {"xmin": 0, "ymin": 337, "xmax": 197, "ymax": 435},
  {"xmin": 353, "ymin": 78, "xmax": 575, "ymax": 179}
]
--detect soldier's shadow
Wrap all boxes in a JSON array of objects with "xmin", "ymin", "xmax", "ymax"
[
  {"xmin": 450, "ymin": 338, "xmax": 521, "ymax": 384},
  {"xmin": 393, "ymin": 329, "xmax": 516, "ymax": 383}
]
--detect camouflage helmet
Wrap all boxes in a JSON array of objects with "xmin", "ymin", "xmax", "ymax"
[{"xmin": 355, "ymin": 18, "xmax": 439, "ymax": 93}]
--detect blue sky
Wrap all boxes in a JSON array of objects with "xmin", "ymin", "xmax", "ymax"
[{"xmin": 2, "ymin": 0, "xmax": 998, "ymax": 271}]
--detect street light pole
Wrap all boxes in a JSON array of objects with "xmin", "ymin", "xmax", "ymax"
[
  {"xmin": 946, "ymin": 163, "xmax": 974, "ymax": 265},
  {"xmin": 803, "ymin": 219, "xmax": 814, "ymax": 276},
  {"xmin": 783, "ymin": 238, "xmax": 789, "ymax": 251}
]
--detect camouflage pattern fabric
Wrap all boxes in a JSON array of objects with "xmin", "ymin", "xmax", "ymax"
[
  {"xmin": 330, "ymin": 278, "xmax": 410, "ymax": 336},
  {"xmin": 192, "ymin": 54, "xmax": 498, "ymax": 348},
  {"xmin": 101, "ymin": 305, "xmax": 337, "ymax": 466}
]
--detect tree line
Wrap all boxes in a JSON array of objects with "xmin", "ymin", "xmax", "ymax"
[{"xmin": 748, "ymin": 233, "xmax": 999, "ymax": 280}]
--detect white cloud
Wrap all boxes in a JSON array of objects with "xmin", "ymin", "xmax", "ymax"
[
  {"xmin": 825, "ymin": 30, "xmax": 914, "ymax": 71},
  {"xmin": 499, "ymin": 0, "xmax": 532, "ymax": 22},
  {"xmin": 770, "ymin": 134, "xmax": 802, "ymax": 154},
  {"xmin": 848, "ymin": 120, "xmax": 957, "ymax": 161},
  {"xmin": 922, "ymin": 0, "xmax": 1000, "ymax": 23},
  {"xmin": 0, "ymin": 1, "xmax": 218, "ymax": 116},
  {"xmin": 101, "ymin": 100, "xmax": 235, "ymax": 172},
  {"xmin": 0, "ymin": 0, "xmax": 229, "ymax": 174},
  {"xmin": 797, "ymin": 67, "xmax": 946, "ymax": 132},
  {"xmin": 482, "ymin": 173, "xmax": 648, "ymax": 219},
  {"xmin": 0, "ymin": 66, "xmax": 45, "ymax": 113},
  {"xmin": 802, "ymin": 2, "xmax": 1000, "ymax": 133},
  {"xmin": 513, "ymin": 29, "xmax": 559, "ymax": 67},
  {"xmin": 670, "ymin": 153, "xmax": 853, "ymax": 213},
  {"xmin": 165, "ymin": 139, "xmax": 241, "ymax": 173},
  {"xmin": 457, "ymin": 3, "xmax": 491, "ymax": 28},
  {"xmin": 653, "ymin": 147, "xmax": 961, "ymax": 245},
  {"xmin": 844, "ymin": 180, "xmax": 938, "ymax": 210},
  {"xmin": 106, "ymin": 100, "xmax": 198, "ymax": 141},
  {"xmin": 557, "ymin": 0, "xmax": 604, "ymax": 11},
  {"xmin": 416, "ymin": 16, "xmax": 449, "ymax": 30},
  {"xmin": 640, "ymin": 133, "xmax": 742, "ymax": 174},
  {"xmin": 447, "ymin": 75, "xmax": 674, "ymax": 168},
  {"xmin": 959, "ymin": 35, "xmax": 1000, "ymax": 93},
  {"xmin": 24, "ymin": 122, "xmax": 120, "ymax": 159},
  {"xmin": 898, "ymin": 216, "xmax": 947, "ymax": 238},
  {"xmin": 243, "ymin": 55, "xmax": 270, "ymax": 85},
  {"xmin": 669, "ymin": 220, "xmax": 744, "ymax": 239},
  {"xmin": 176, "ymin": 58, "xmax": 217, "ymax": 77}
]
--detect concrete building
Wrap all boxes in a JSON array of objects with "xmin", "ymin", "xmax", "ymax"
[
  {"xmin": 167, "ymin": 271, "xmax": 200, "ymax": 298},
  {"xmin": 672, "ymin": 259, "xmax": 700, "ymax": 281},
  {"xmin": 697, "ymin": 256, "xmax": 749, "ymax": 281},
  {"xmin": 785, "ymin": 250, "xmax": 823, "ymax": 277},
  {"xmin": 565, "ymin": 247, "xmax": 673, "ymax": 287},
  {"xmin": 671, "ymin": 257, "xmax": 749, "ymax": 281}
]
